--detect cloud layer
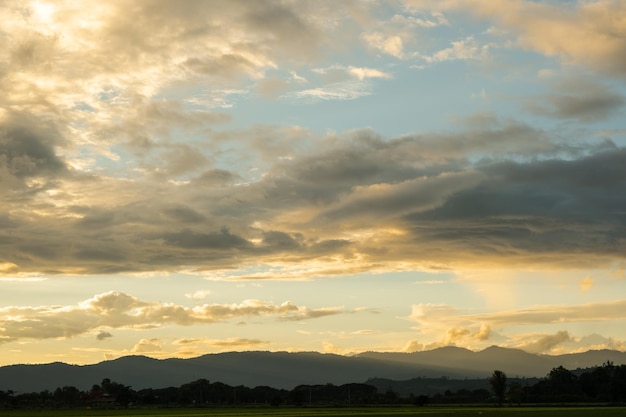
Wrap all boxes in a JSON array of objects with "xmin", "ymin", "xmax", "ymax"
[
  {"xmin": 408, "ymin": 0, "xmax": 626, "ymax": 77},
  {"xmin": 408, "ymin": 299, "xmax": 626, "ymax": 353},
  {"xmin": 1, "ymin": 1, "xmax": 624, "ymax": 278},
  {"xmin": 0, "ymin": 291, "xmax": 346, "ymax": 344},
  {"xmin": 1, "ymin": 122, "xmax": 624, "ymax": 277}
]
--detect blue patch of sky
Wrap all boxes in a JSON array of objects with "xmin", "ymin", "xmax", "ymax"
[
  {"xmin": 97, "ymin": 86, "xmax": 122, "ymax": 103},
  {"xmin": 221, "ymin": 57, "xmax": 575, "ymax": 145},
  {"xmin": 222, "ymin": 62, "xmax": 485, "ymax": 139},
  {"xmin": 71, "ymin": 101, "xmax": 96, "ymax": 112},
  {"xmin": 94, "ymin": 145, "xmax": 139, "ymax": 177}
]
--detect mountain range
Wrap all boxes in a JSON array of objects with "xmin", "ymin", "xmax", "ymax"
[{"xmin": 1, "ymin": 346, "xmax": 625, "ymax": 394}]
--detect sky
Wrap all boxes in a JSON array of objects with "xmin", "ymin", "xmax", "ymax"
[{"xmin": 1, "ymin": 0, "xmax": 626, "ymax": 366}]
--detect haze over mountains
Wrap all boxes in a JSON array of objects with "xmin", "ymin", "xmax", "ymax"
[{"xmin": 2, "ymin": 347, "xmax": 625, "ymax": 394}]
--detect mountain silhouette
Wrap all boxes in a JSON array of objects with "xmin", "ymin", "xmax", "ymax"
[{"xmin": 1, "ymin": 347, "xmax": 625, "ymax": 393}]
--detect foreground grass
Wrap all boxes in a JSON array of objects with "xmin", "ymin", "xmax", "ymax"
[{"xmin": 2, "ymin": 406, "xmax": 626, "ymax": 417}]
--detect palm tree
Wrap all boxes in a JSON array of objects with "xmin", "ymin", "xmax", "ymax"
[{"xmin": 490, "ymin": 370, "xmax": 507, "ymax": 406}]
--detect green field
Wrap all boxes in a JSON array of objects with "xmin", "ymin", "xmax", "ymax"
[{"xmin": 2, "ymin": 407, "xmax": 626, "ymax": 417}]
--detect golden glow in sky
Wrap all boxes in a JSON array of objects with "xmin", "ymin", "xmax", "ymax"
[{"xmin": 0, "ymin": 0, "xmax": 625, "ymax": 365}]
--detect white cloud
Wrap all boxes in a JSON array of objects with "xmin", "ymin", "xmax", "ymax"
[
  {"xmin": 363, "ymin": 32, "xmax": 405, "ymax": 58},
  {"xmin": 391, "ymin": 12, "xmax": 448, "ymax": 28},
  {"xmin": 0, "ymin": 291, "xmax": 348, "ymax": 344},
  {"xmin": 423, "ymin": 36, "xmax": 491, "ymax": 63},
  {"xmin": 407, "ymin": 0, "xmax": 626, "ymax": 76},
  {"xmin": 322, "ymin": 340, "xmax": 355, "ymax": 355},
  {"xmin": 403, "ymin": 340, "xmax": 424, "ymax": 352},
  {"xmin": 132, "ymin": 338, "xmax": 162, "ymax": 353},
  {"xmin": 406, "ymin": 299, "xmax": 626, "ymax": 353},
  {"xmin": 348, "ymin": 66, "xmax": 393, "ymax": 80},
  {"xmin": 515, "ymin": 330, "xmax": 571, "ymax": 354},
  {"xmin": 410, "ymin": 299, "xmax": 626, "ymax": 328},
  {"xmin": 167, "ymin": 337, "xmax": 270, "ymax": 357},
  {"xmin": 286, "ymin": 65, "xmax": 391, "ymax": 101},
  {"xmin": 503, "ymin": 330, "xmax": 626, "ymax": 355},
  {"xmin": 287, "ymin": 82, "xmax": 371, "ymax": 101},
  {"xmin": 185, "ymin": 290, "xmax": 212, "ymax": 300}
]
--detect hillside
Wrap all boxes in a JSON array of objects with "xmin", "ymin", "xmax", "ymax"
[{"xmin": 1, "ymin": 347, "xmax": 624, "ymax": 393}]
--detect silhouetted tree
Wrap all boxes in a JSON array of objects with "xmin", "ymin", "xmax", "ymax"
[
  {"xmin": 178, "ymin": 379, "xmax": 210, "ymax": 406},
  {"xmin": 547, "ymin": 365, "xmax": 580, "ymax": 401},
  {"xmin": 10, "ymin": 361, "xmax": 626, "ymax": 409},
  {"xmin": 612, "ymin": 364, "xmax": 626, "ymax": 402},
  {"xmin": 97, "ymin": 377, "xmax": 134, "ymax": 406},
  {"xmin": 507, "ymin": 382, "xmax": 524, "ymax": 405},
  {"xmin": 289, "ymin": 385, "xmax": 308, "ymax": 406},
  {"xmin": 489, "ymin": 370, "xmax": 507, "ymax": 405},
  {"xmin": 53, "ymin": 386, "xmax": 80, "ymax": 407},
  {"xmin": 384, "ymin": 388, "xmax": 398, "ymax": 404},
  {"xmin": 413, "ymin": 394, "xmax": 429, "ymax": 406},
  {"xmin": 0, "ymin": 389, "xmax": 15, "ymax": 408},
  {"xmin": 270, "ymin": 395, "xmax": 281, "ymax": 407},
  {"xmin": 341, "ymin": 383, "xmax": 377, "ymax": 404},
  {"xmin": 581, "ymin": 361, "xmax": 614, "ymax": 401},
  {"xmin": 250, "ymin": 385, "xmax": 286, "ymax": 405}
]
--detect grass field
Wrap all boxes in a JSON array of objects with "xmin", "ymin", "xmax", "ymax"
[{"xmin": 2, "ymin": 406, "xmax": 626, "ymax": 417}]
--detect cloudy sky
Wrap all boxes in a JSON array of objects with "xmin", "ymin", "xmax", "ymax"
[{"xmin": 1, "ymin": 0, "xmax": 626, "ymax": 366}]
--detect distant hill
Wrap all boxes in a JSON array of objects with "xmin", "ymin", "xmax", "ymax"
[
  {"xmin": 1, "ymin": 347, "xmax": 624, "ymax": 394},
  {"xmin": 356, "ymin": 346, "xmax": 554, "ymax": 378}
]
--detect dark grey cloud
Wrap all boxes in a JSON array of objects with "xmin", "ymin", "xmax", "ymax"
[
  {"xmin": 0, "ymin": 111, "xmax": 66, "ymax": 184},
  {"xmin": 243, "ymin": 0, "xmax": 321, "ymax": 62},
  {"xmin": 10, "ymin": 32, "xmax": 58, "ymax": 70},
  {"xmin": 0, "ymin": 213, "xmax": 16, "ymax": 229},
  {"xmin": 526, "ymin": 79, "xmax": 625, "ymax": 122},
  {"xmin": 163, "ymin": 205, "xmax": 206, "ymax": 224},
  {"xmin": 193, "ymin": 169, "xmax": 241, "ymax": 186},
  {"xmin": 96, "ymin": 331, "xmax": 113, "ymax": 341},
  {"xmin": 103, "ymin": 100, "xmax": 229, "ymax": 179},
  {"xmin": 309, "ymin": 239, "xmax": 352, "ymax": 255},
  {"xmin": 261, "ymin": 231, "xmax": 302, "ymax": 251},
  {"xmin": 424, "ymin": 149, "xmax": 626, "ymax": 222},
  {"xmin": 161, "ymin": 228, "xmax": 252, "ymax": 250},
  {"xmin": 183, "ymin": 54, "xmax": 257, "ymax": 78},
  {"xmin": 265, "ymin": 131, "xmax": 457, "ymax": 206},
  {"xmin": 87, "ymin": 0, "xmax": 326, "ymax": 82},
  {"xmin": 76, "ymin": 210, "xmax": 117, "ymax": 229},
  {"xmin": 5, "ymin": 0, "xmax": 624, "ymax": 281},
  {"xmin": 148, "ymin": 143, "xmax": 211, "ymax": 178},
  {"xmin": 404, "ymin": 149, "xmax": 626, "ymax": 267},
  {"xmin": 1, "ymin": 120, "xmax": 625, "ymax": 276},
  {"xmin": 315, "ymin": 172, "xmax": 482, "ymax": 224},
  {"xmin": 74, "ymin": 247, "xmax": 128, "ymax": 263},
  {"xmin": 262, "ymin": 123, "xmax": 572, "ymax": 218},
  {"xmin": 17, "ymin": 244, "xmax": 61, "ymax": 261}
]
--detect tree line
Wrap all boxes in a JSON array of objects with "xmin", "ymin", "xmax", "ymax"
[
  {"xmin": 483, "ymin": 362, "xmax": 626, "ymax": 405},
  {"xmin": 1, "ymin": 361, "xmax": 626, "ymax": 408},
  {"xmin": 0, "ymin": 379, "xmax": 382, "ymax": 409}
]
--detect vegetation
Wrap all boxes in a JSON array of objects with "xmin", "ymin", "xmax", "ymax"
[
  {"xmin": 1, "ymin": 406, "xmax": 626, "ymax": 417},
  {"xmin": 2, "ymin": 362, "xmax": 626, "ymax": 410},
  {"xmin": 489, "ymin": 370, "xmax": 507, "ymax": 405}
]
